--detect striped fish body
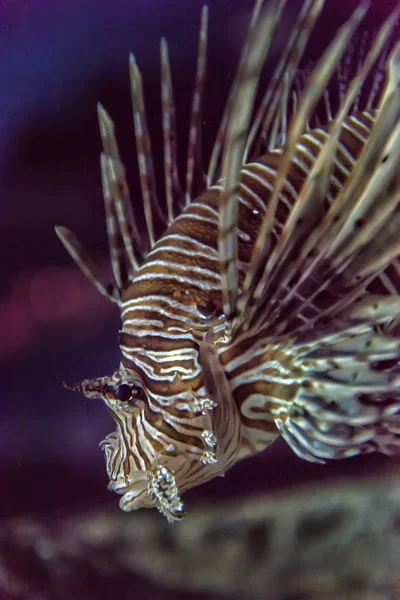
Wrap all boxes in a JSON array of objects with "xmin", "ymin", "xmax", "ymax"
[
  {"xmin": 117, "ymin": 109, "xmax": 386, "ymax": 499},
  {"xmin": 57, "ymin": 1, "xmax": 400, "ymax": 521}
]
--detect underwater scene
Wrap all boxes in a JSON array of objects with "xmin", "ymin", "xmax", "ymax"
[{"xmin": 2, "ymin": 0, "xmax": 400, "ymax": 598}]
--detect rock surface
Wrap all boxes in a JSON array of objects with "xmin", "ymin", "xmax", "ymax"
[{"xmin": 2, "ymin": 473, "xmax": 399, "ymax": 600}]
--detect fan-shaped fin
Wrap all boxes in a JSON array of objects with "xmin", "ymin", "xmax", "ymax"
[
  {"xmin": 277, "ymin": 25, "xmax": 392, "ymax": 136},
  {"xmin": 210, "ymin": 1, "xmax": 400, "ymax": 463},
  {"xmin": 235, "ymin": 1, "xmax": 371, "ymax": 334},
  {"xmin": 273, "ymin": 324, "xmax": 400, "ymax": 463},
  {"xmin": 264, "ymin": 10, "xmax": 398, "ymax": 334},
  {"xmin": 261, "ymin": 37, "xmax": 400, "ymax": 337}
]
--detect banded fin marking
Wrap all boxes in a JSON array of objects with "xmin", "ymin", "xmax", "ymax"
[
  {"xmin": 98, "ymin": 104, "xmax": 143, "ymax": 275},
  {"xmin": 269, "ymin": 38, "xmax": 400, "ymax": 335},
  {"xmin": 236, "ymin": 1, "xmax": 370, "ymax": 333},
  {"xmin": 219, "ymin": 0, "xmax": 288, "ymax": 320},
  {"xmin": 207, "ymin": 0, "xmax": 265, "ymax": 187},
  {"xmin": 244, "ymin": 0, "xmax": 324, "ymax": 162},
  {"xmin": 245, "ymin": 5, "xmax": 400, "ymax": 335},
  {"xmin": 273, "ymin": 325, "xmax": 400, "ymax": 463},
  {"xmin": 100, "ymin": 152, "xmax": 128, "ymax": 290},
  {"xmin": 160, "ymin": 37, "xmax": 184, "ymax": 223},
  {"xmin": 130, "ymin": 53, "xmax": 167, "ymax": 248},
  {"xmin": 342, "ymin": 295, "xmax": 400, "ymax": 326},
  {"xmin": 186, "ymin": 5, "xmax": 209, "ymax": 204},
  {"xmin": 54, "ymin": 104, "xmax": 147, "ymax": 299},
  {"xmin": 212, "ymin": 2, "xmax": 400, "ymax": 464}
]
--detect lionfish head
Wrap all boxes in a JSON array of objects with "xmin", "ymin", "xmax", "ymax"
[
  {"xmin": 65, "ymin": 359, "xmax": 241, "ymax": 522},
  {"xmin": 65, "ymin": 370, "xmax": 185, "ymax": 520}
]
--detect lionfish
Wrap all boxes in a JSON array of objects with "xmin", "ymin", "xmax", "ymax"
[{"xmin": 56, "ymin": 0, "xmax": 400, "ymax": 521}]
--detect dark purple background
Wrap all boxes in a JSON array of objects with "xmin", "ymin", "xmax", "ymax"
[{"xmin": 2, "ymin": 0, "xmax": 399, "ymax": 533}]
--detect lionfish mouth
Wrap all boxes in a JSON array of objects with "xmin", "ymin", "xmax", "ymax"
[
  {"xmin": 108, "ymin": 467, "xmax": 184, "ymax": 520},
  {"xmin": 110, "ymin": 479, "xmax": 149, "ymax": 509},
  {"xmin": 100, "ymin": 433, "xmax": 184, "ymax": 520}
]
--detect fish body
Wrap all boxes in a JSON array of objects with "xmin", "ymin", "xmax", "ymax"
[{"xmin": 57, "ymin": 0, "xmax": 400, "ymax": 521}]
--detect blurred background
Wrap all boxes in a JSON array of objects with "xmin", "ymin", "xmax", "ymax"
[{"xmin": 2, "ymin": 0, "xmax": 400, "ymax": 598}]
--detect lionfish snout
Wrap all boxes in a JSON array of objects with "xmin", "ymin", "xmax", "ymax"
[{"xmin": 67, "ymin": 367, "xmax": 202, "ymax": 519}]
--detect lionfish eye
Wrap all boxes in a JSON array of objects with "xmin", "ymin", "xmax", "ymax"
[
  {"xmin": 114, "ymin": 382, "xmax": 147, "ymax": 403},
  {"xmin": 114, "ymin": 383, "xmax": 133, "ymax": 402}
]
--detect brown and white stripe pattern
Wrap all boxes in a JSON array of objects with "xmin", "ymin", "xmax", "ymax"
[
  {"xmin": 115, "ymin": 106, "xmax": 382, "ymax": 471},
  {"xmin": 56, "ymin": 0, "xmax": 400, "ymax": 520}
]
